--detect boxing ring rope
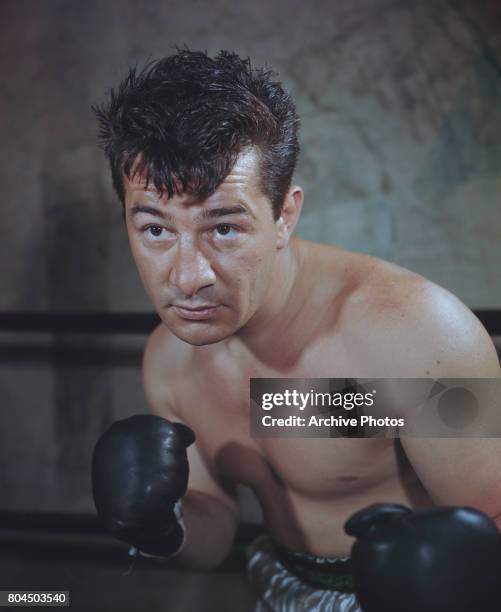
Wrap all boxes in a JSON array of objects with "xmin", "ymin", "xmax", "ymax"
[
  {"xmin": 0, "ymin": 310, "xmax": 500, "ymax": 335},
  {"xmin": 0, "ymin": 508, "xmax": 262, "ymax": 557},
  {"xmin": 0, "ymin": 309, "xmax": 499, "ymax": 537},
  {"xmin": 0, "ymin": 312, "xmax": 161, "ymax": 334}
]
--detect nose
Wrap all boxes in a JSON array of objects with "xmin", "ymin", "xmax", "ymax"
[{"xmin": 169, "ymin": 239, "xmax": 216, "ymax": 298}]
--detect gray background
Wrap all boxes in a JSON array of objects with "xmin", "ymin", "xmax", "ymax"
[{"xmin": 0, "ymin": 0, "xmax": 500, "ymax": 517}]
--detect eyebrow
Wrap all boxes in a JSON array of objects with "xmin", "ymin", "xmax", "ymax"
[
  {"xmin": 129, "ymin": 203, "xmax": 255, "ymax": 222},
  {"xmin": 200, "ymin": 204, "xmax": 254, "ymax": 220},
  {"xmin": 129, "ymin": 205, "xmax": 172, "ymax": 221}
]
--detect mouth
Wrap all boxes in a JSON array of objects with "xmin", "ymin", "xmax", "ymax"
[{"xmin": 170, "ymin": 304, "xmax": 222, "ymax": 321}]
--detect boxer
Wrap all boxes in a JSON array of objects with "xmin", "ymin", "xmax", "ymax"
[{"xmin": 92, "ymin": 49, "xmax": 501, "ymax": 611}]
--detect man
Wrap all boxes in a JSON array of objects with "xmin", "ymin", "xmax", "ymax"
[{"xmin": 92, "ymin": 49, "xmax": 501, "ymax": 611}]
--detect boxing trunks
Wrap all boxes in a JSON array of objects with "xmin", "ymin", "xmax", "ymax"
[{"xmin": 247, "ymin": 534, "xmax": 361, "ymax": 612}]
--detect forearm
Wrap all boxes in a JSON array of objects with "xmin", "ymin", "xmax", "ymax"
[{"xmin": 174, "ymin": 489, "xmax": 238, "ymax": 570}]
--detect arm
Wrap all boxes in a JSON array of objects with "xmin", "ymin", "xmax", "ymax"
[
  {"xmin": 143, "ymin": 325, "xmax": 239, "ymax": 569},
  {"xmin": 391, "ymin": 286, "xmax": 501, "ymax": 525},
  {"xmin": 176, "ymin": 444, "xmax": 239, "ymax": 569},
  {"xmin": 344, "ymin": 286, "xmax": 501, "ymax": 611}
]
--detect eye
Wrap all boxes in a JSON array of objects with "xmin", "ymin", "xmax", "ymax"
[
  {"xmin": 144, "ymin": 225, "xmax": 170, "ymax": 241},
  {"xmin": 214, "ymin": 223, "xmax": 237, "ymax": 237}
]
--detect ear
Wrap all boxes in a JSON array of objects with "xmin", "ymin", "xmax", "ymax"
[{"xmin": 275, "ymin": 186, "xmax": 304, "ymax": 249}]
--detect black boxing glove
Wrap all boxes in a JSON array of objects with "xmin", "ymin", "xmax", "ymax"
[
  {"xmin": 92, "ymin": 414, "xmax": 195, "ymax": 558},
  {"xmin": 344, "ymin": 503, "xmax": 501, "ymax": 611}
]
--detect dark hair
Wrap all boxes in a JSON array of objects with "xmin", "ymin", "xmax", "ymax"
[{"xmin": 93, "ymin": 49, "xmax": 300, "ymax": 220}]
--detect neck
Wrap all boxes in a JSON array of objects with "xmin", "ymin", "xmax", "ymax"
[{"xmin": 232, "ymin": 238, "xmax": 311, "ymax": 369}]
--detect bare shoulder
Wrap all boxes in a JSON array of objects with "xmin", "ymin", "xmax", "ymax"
[
  {"xmin": 342, "ymin": 255, "xmax": 500, "ymax": 378},
  {"xmin": 142, "ymin": 322, "xmax": 192, "ymax": 417}
]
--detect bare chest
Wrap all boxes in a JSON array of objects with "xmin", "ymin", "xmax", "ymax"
[{"xmin": 170, "ymin": 345, "xmax": 408, "ymax": 498}]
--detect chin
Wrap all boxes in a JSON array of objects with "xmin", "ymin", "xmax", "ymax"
[
  {"xmin": 163, "ymin": 319, "xmax": 236, "ymax": 346},
  {"xmin": 177, "ymin": 330, "xmax": 227, "ymax": 346}
]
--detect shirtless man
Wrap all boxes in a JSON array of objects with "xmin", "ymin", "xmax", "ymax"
[{"xmin": 91, "ymin": 49, "xmax": 501, "ymax": 611}]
